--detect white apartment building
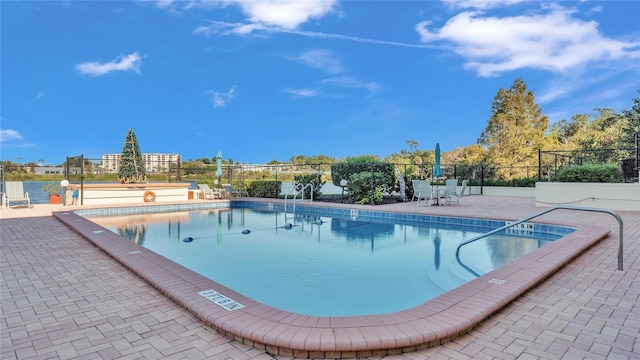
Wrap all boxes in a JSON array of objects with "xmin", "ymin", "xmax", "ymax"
[{"xmin": 101, "ymin": 153, "xmax": 182, "ymax": 173}]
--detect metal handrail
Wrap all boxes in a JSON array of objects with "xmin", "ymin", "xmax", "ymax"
[
  {"xmin": 284, "ymin": 183, "xmax": 314, "ymax": 214},
  {"xmin": 455, "ymin": 205, "xmax": 624, "ymax": 276},
  {"xmin": 283, "ymin": 184, "xmax": 301, "ymax": 214}
]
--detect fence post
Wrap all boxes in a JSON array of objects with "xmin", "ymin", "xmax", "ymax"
[
  {"xmin": 480, "ymin": 165, "xmax": 484, "ymax": 195},
  {"xmin": 538, "ymin": 149, "xmax": 542, "ymax": 182},
  {"xmin": 636, "ymin": 132, "xmax": 640, "ymax": 181}
]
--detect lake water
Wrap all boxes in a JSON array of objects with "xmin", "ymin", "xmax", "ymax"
[{"xmin": 10, "ymin": 181, "xmax": 52, "ymax": 204}]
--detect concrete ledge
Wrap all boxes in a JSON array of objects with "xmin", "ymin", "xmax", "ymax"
[
  {"xmin": 64, "ymin": 182, "xmax": 190, "ymax": 205},
  {"xmin": 535, "ymin": 182, "xmax": 640, "ymax": 211}
]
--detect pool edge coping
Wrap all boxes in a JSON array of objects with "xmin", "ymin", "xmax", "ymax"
[{"xmin": 52, "ymin": 203, "xmax": 611, "ymax": 358}]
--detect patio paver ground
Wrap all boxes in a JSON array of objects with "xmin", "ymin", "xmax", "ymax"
[{"xmin": 1, "ymin": 196, "xmax": 639, "ymax": 359}]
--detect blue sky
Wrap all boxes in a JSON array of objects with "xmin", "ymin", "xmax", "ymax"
[{"xmin": 2, "ymin": 0, "xmax": 639, "ymax": 165}]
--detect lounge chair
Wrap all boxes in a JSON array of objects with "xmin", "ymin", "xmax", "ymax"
[
  {"xmin": 443, "ymin": 179, "xmax": 458, "ymax": 205},
  {"xmin": 446, "ymin": 179, "xmax": 468, "ymax": 205},
  {"xmin": 411, "ymin": 179, "xmax": 421, "ymax": 202},
  {"xmin": 414, "ymin": 180, "xmax": 435, "ymax": 206},
  {"xmin": 198, "ymin": 184, "xmax": 221, "ymax": 200},
  {"xmin": 3, "ymin": 181, "xmax": 31, "ymax": 208},
  {"xmin": 222, "ymin": 183, "xmax": 248, "ymax": 197}
]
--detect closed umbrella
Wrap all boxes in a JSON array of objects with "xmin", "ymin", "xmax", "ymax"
[
  {"xmin": 215, "ymin": 151, "xmax": 223, "ymax": 188},
  {"xmin": 433, "ymin": 143, "xmax": 442, "ymax": 178},
  {"xmin": 433, "ymin": 143, "xmax": 443, "ymax": 205}
]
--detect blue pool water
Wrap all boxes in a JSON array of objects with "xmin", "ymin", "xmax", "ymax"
[{"xmin": 85, "ymin": 203, "xmax": 573, "ymax": 316}]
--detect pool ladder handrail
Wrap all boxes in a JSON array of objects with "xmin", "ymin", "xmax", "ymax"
[
  {"xmin": 455, "ymin": 205, "xmax": 624, "ymax": 277},
  {"xmin": 284, "ymin": 183, "xmax": 314, "ymax": 214}
]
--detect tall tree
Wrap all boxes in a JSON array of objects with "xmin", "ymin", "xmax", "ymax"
[
  {"xmin": 620, "ymin": 91, "xmax": 640, "ymax": 152},
  {"xmin": 117, "ymin": 128, "xmax": 147, "ymax": 183},
  {"xmin": 478, "ymin": 78, "xmax": 549, "ymax": 179},
  {"xmin": 460, "ymin": 144, "xmax": 487, "ymax": 165},
  {"xmin": 576, "ymin": 108, "xmax": 627, "ymax": 162},
  {"xmin": 549, "ymin": 114, "xmax": 589, "ymax": 147},
  {"xmin": 549, "ymin": 108, "xmax": 630, "ymax": 163}
]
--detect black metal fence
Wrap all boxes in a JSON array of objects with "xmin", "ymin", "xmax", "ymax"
[
  {"xmin": 0, "ymin": 159, "xmax": 555, "ymax": 188},
  {"xmin": 3, "ymin": 133, "xmax": 638, "ymax": 196},
  {"xmin": 538, "ymin": 146, "xmax": 638, "ymax": 182}
]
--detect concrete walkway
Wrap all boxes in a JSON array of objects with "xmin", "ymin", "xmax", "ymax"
[{"xmin": 1, "ymin": 196, "xmax": 638, "ymax": 359}]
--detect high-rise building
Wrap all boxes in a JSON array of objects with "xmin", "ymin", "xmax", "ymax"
[{"xmin": 101, "ymin": 153, "xmax": 181, "ymax": 173}]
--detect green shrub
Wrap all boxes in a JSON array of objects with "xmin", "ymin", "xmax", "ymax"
[
  {"xmin": 198, "ymin": 177, "xmax": 215, "ymax": 189},
  {"xmin": 330, "ymin": 156, "xmax": 395, "ymax": 191},
  {"xmin": 348, "ymin": 172, "xmax": 386, "ymax": 205},
  {"xmin": 481, "ymin": 176, "xmax": 537, "ymax": 187},
  {"xmin": 248, "ymin": 180, "xmax": 281, "ymax": 198},
  {"xmin": 41, "ymin": 182, "xmax": 62, "ymax": 194},
  {"xmin": 556, "ymin": 163, "xmax": 623, "ymax": 183},
  {"xmin": 293, "ymin": 173, "xmax": 324, "ymax": 199}
]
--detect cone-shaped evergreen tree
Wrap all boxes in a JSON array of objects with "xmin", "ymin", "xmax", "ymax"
[
  {"xmin": 478, "ymin": 78, "xmax": 549, "ymax": 180},
  {"xmin": 117, "ymin": 128, "xmax": 147, "ymax": 183}
]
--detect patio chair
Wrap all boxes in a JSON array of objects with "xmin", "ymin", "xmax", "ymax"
[
  {"xmin": 198, "ymin": 183, "xmax": 221, "ymax": 200},
  {"xmin": 3, "ymin": 181, "xmax": 31, "ymax": 208},
  {"xmin": 446, "ymin": 179, "xmax": 468, "ymax": 205},
  {"xmin": 222, "ymin": 183, "xmax": 248, "ymax": 197},
  {"xmin": 411, "ymin": 179, "xmax": 421, "ymax": 202},
  {"xmin": 414, "ymin": 180, "xmax": 435, "ymax": 206},
  {"xmin": 443, "ymin": 179, "xmax": 458, "ymax": 204}
]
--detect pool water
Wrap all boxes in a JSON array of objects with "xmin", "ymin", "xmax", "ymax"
[{"xmin": 89, "ymin": 207, "xmax": 563, "ymax": 316}]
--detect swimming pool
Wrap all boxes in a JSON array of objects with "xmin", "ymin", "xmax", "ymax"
[
  {"xmin": 60, "ymin": 200, "xmax": 607, "ymax": 358},
  {"xmin": 85, "ymin": 202, "xmax": 572, "ymax": 317}
]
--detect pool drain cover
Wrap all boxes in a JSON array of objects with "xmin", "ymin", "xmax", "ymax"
[{"xmin": 488, "ymin": 278, "xmax": 508, "ymax": 285}]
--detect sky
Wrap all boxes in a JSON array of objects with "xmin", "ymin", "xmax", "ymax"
[{"xmin": 1, "ymin": 0, "xmax": 639, "ymax": 165}]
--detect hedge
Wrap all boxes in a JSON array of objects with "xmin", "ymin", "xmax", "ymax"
[{"xmin": 556, "ymin": 163, "xmax": 623, "ymax": 183}]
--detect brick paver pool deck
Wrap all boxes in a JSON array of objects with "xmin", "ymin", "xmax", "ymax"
[{"xmin": 1, "ymin": 196, "xmax": 638, "ymax": 359}]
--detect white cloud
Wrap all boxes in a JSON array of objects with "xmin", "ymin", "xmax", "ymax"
[
  {"xmin": 190, "ymin": 0, "xmax": 336, "ymax": 33},
  {"xmin": 194, "ymin": 20, "xmax": 270, "ymax": 36},
  {"xmin": 34, "ymin": 92, "xmax": 45, "ymax": 101},
  {"xmin": 235, "ymin": 0, "xmax": 337, "ymax": 29},
  {"xmin": 320, "ymin": 76, "xmax": 381, "ymax": 93},
  {"xmin": 198, "ymin": 20, "xmax": 445, "ymax": 50},
  {"xmin": 442, "ymin": 0, "xmax": 526, "ymax": 10},
  {"xmin": 284, "ymin": 50, "xmax": 380, "ymax": 98},
  {"xmin": 75, "ymin": 53, "xmax": 142, "ymax": 76},
  {"xmin": 210, "ymin": 86, "xmax": 237, "ymax": 108},
  {"xmin": 539, "ymin": 60, "xmax": 639, "ymax": 105},
  {"xmin": 289, "ymin": 49, "xmax": 345, "ymax": 75},
  {"xmin": 416, "ymin": 5, "xmax": 640, "ymax": 77},
  {"xmin": 189, "ymin": 0, "xmax": 439, "ymax": 50},
  {"xmin": 154, "ymin": 0, "xmax": 175, "ymax": 9},
  {"xmin": 283, "ymin": 88, "xmax": 320, "ymax": 98},
  {"xmin": 0, "ymin": 129, "xmax": 23, "ymax": 142}
]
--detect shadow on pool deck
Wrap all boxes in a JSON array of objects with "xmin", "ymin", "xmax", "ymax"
[{"xmin": 2, "ymin": 196, "xmax": 639, "ymax": 359}]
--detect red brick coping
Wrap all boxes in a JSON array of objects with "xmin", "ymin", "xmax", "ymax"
[{"xmin": 53, "ymin": 210, "xmax": 609, "ymax": 358}]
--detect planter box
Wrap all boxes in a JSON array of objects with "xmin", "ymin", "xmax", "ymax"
[{"xmin": 49, "ymin": 194, "xmax": 62, "ymax": 204}]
